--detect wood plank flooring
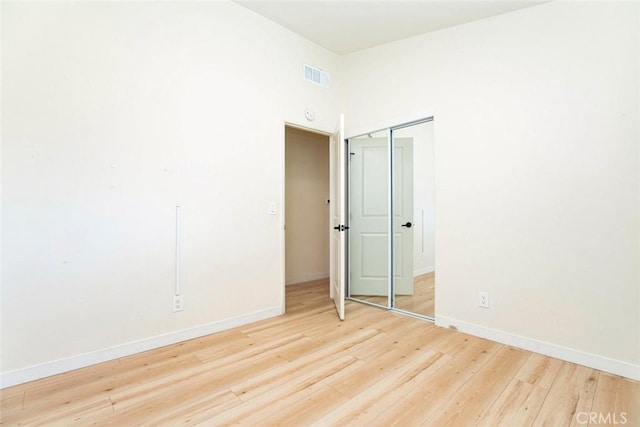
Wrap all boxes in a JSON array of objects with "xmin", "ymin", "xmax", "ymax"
[
  {"xmin": 1, "ymin": 279, "xmax": 638, "ymax": 426},
  {"xmin": 354, "ymin": 272, "xmax": 435, "ymax": 317}
]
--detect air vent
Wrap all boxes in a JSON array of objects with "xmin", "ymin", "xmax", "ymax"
[{"xmin": 303, "ymin": 64, "xmax": 329, "ymax": 88}]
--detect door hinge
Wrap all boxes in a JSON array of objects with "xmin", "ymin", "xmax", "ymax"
[{"xmin": 333, "ymin": 224, "xmax": 350, "ymax": 232}]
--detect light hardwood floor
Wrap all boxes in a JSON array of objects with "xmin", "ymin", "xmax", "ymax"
[
  {"xmin": 1, "ymin": 279, "xmax": 638, "ymax": 426},
  {"xmin": 354, "ymin": 272, "xmax": 435, "ymax": 317}
]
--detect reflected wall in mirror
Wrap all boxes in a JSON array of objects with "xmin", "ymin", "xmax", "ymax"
[
  {"xmin": 392, "ymin": 120, "xmax": 435, "ymax": 318},
  {"xmin": 348, "ymin": 129, "xmax": 390, "ymax": 307}
]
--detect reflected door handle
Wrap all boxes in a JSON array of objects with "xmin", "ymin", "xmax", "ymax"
[{"xmin": 401, "ymin": 222, "xmax": 413, "ymax": 228}]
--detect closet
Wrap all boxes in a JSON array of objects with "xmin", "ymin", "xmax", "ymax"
[{"xmin": 347, "ymin": 118, "xmax": 436, "ymax": 319}]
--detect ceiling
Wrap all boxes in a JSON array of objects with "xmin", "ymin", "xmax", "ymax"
[{"xmin": 236, "ymin": 1, "xmax": 547, "ymax": 54}]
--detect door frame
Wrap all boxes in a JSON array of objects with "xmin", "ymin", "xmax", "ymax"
[{"xmin": 282, "ymin": 121, "xmax": 334, "ymax": 313}]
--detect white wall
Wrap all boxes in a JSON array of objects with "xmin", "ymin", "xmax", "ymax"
[
  {"xmin": 343, "ymin": 1, "xmax": 640, "ymax": 375},
  {"xmin": 3, "ymin": 0, "xmax": 639, "ymax": 385},
  {"xmin": 1, "ymin": 2, "xmax": 340, "ymax": 381},
  {"xmin": 285, "ymin": 127, "xmax": 330, "ymax": 285}
]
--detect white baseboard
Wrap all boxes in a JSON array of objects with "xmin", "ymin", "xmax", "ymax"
[
  {"xmin": 435, "ymin": 315, "xmax": 640, "ymax": 381},
  {"xmin": 286, "ymin": 273, "xmax": 329, "ymax": 286},
  {"xmin": 413, "ymin": 266, "xmax": 435, "ymax": 277},
  {"xmin": 0, "ymin": 306, "xmax": 283, "ymax": 389}
]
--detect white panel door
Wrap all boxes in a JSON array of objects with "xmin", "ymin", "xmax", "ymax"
[
  {"xmin": 329, "ymin": 114, "xmax": 346, "ymax": 320},
  {"xmin": 392, "ymin": 138, "xmax": 414, "ymax": 296},
  {"xmin": 349, "ymin": 137, "xmax": 389, "ymax": 296}
]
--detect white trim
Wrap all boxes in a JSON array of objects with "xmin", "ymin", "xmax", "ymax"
[
  {"xmin": 0, "ymin": 306, "xmax": 283, "ymax": 389},
  {"xmin": 175, "ymin": 206, "xmax": 181, "ymax": 296},
  {"xmin": 435, "ymin": 315, "xmax": 640, "ymax": 381},
  {"xmin": 281, "ymin": 123, "xmax": 288, "ymax": 314},
  {"xmin": 413, "ymin": 266, "xmax": 435, "ymax": 277},
  {"xmin": 284, "ymin": 120, "xmax": 333, "ymax": 137},
  {"xmin": 286, "ymin": 273, "xmax": 330, "ymax": 286},
  {"xmin": 387, "ymin": 127, "xmax": 393, "ymax": 309}
]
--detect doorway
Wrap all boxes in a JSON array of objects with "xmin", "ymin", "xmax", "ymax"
[{"xmin": 284, "ymin": 125, "xmax": 331, "ymax": 311}]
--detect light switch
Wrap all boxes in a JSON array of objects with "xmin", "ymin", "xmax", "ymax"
[{"xmin": 268, "ymin": 202, "xmax": 277, "ymax": 215}]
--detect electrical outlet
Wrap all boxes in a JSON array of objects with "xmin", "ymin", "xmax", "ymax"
[
  {"xmin": 173, "ymin": 295, "xmax": 184, "ymax": 312},
  {"xmin": 479, "ymin": 291, "xmax": 489, "ymax": 308}
]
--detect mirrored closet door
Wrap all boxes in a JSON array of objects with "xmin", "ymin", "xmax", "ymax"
[
  {"xmin": 391, "ymin": 120, "xmax": 435, "ymax": 318},
  {"xmin": 347, "ymin": 118, "xmax": 435, "ymax": 319}
]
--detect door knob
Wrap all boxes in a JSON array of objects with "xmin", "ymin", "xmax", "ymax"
[{"xmin": 401, "ymin": 222, "xmax": 412, "ymax": 228}]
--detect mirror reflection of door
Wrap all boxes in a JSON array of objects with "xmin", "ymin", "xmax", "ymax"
[
  {"xmin": 349, "ymin": 130, "xmax": 389, "ymax": 304},
  {"xmin": 393, "ymin": 120, "xmax": 435, "ymax": 318},
  {"xmin": 348, "ymin": 118, "xmax": 435, "ymax": 319},
  {"xmin": 391, "ymin": 137, "xmax": 414, "ymax": 300}
]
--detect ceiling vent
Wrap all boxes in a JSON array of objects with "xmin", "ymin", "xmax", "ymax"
[{"xmin": 303, "ymin": 64, "xmax": 329, "ymax": 88}]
